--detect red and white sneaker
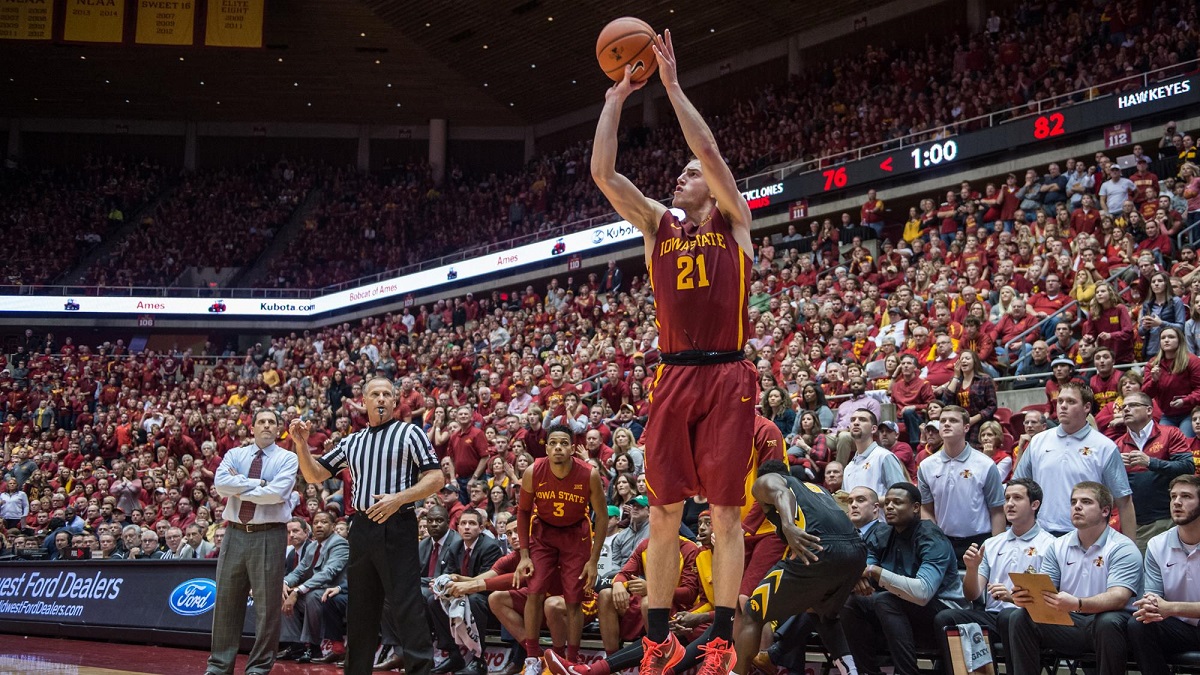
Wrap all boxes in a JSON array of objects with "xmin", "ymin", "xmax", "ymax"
[
  {"xmin": 639, "ymin": 634, "xmax": 685, "ymax": 675},
  {"xmin": 696, "ymin": 638, "xmax": 737, "ymax": 675},
  {"xmin": 544, "ymin": 650, "xmax": 589, "ymax": 675}
]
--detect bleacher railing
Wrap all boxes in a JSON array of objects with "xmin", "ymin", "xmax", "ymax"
[{"xmin": 2, "ymin": 59, "xmax": 1195, "ymax": 303}]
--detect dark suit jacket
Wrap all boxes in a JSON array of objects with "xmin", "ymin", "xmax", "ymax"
[
  {"xmin": 286, "ymin": 533, "xmax": 349, "ymax": 592},
  {"xmin": 419, "ymin": 531, "xmax": 462, "ymax": 584},
  {"xmin": 445, "ymin": 535, "xmax": 503, "ymax": 578}
]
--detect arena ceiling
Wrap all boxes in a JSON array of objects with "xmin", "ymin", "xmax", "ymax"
[{"xmin": 0, "ymin": 0, "xmax": 884, "ymax": 127}]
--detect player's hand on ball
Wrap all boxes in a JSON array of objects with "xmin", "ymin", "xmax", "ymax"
[
  {"xmin": 651, "ymin": 29, "xmax": 678, "ymax": 88},
  {"xmin": 366, "ymin": 492, "xmax": 403, "ymax": 523},
  {"xmin": 606, "ymin": 65, "xmax": 646, "ymax": 102},
  {"xmin": 514, "ymin": 557, "xmax": 534, "ymax": 588}
]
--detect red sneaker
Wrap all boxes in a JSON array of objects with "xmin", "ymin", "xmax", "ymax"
[
  {"xmin": 696, "ymin": 638, "xmax": 737, "ymax": 675},
  {"xmin": 639, "ymin": 634, "xmax": 685, "ymax": 675},
  {"xmin": 544, "ymin": 650, "xmax": 589, "ymax": 675}
]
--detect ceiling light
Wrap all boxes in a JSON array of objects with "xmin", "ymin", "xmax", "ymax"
[
  {"xmin": 387, "ymin": 83, "xmax": 392, "ymax": 88},
  {"xmin": 547, "ymin": 16, "xmax": 553, "ymax": 21},
  {"xmin": 530, "ymin": 64, "xmax": 536, "ymax": 68},
  {"xmin": 670, "ymin": 9, "xmax": 675, "ymax": 13},
  {"xmin": 710, "ymin": 28, "xmax": 715, "ymax": 32},
  {"xmin": 104, "ymin": 79, "xmax": 110, "ymax": 84},
  {"xmin": 124, "ymin": 99, "xmax": 130, "ymax": 103},
  {"xmin": 216, "ymin": 101, "xmax": 221, "ymax": 105},
  {"xmin": 482, "ymin": 44, "xmax": 488, "ymax": 49},
  {"xmin": 307, "ymin": 102, "xmax": 312, "ymax": 107},
  {"xmin": 483, "ymin": 83, "xmax": 488, "ymax": 87},
  {"xmin": 374, "ymin": 59, "xmax": 381, "ymax": 64},
  {"xmin": 80, "ymin": 56, "xmax": 86, "ymax": 60},
  {"xmin": 200, "ymin": 80, "xmax": 205, "ymax": 85},
  {"xmin": 277, "ymin": 57, "xmax": 283, "ymax": 63},
  {"xmin": 509, "ymin": 102, "xmax": 514, "ymax": 106},
  {"xmin": 33, "ymin": 97, "xmax": 38, "ymax": 101},
  {"xmin": 395, "ymin": 103, "xmax": 401, "ymax": 107},
  {"xmin": 179, "ymin": 57, "xmax": 185, "ymax": 61},
  {"xmin": 360, "ymin": 32, "xmax": 366, "ymax": 37},
  {"xmin": 293, "ymin": 82, "xmax": 298, "ymax": 87},
  {"xmin": 425, "ymin": 22, "xmax": 431, "ymax": 27},
  {"xmin": 571, "ymin": 79, "xmax": 577, "ymax": 84}
]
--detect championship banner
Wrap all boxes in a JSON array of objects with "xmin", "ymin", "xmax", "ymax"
[
  {"xmin": 134, "ymin": 0, "xmax": 194, "ymax": 45},
  {"xmin": 204, "ymin": 0, "xmax": 263, "ymax": 48},
  {"xmin": 0, "ymin": 0, "xmax": 53, "ymax": 41},
  {"xmin": 63, "ymin": 0, "xmax": 125, "ymax": 43}
]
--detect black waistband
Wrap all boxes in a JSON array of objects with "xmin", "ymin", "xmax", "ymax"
[{"xmin": 659, "ymin": 350, "xmax": 745, "ymax": 366}]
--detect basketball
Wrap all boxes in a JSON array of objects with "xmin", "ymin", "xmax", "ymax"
[{"xmin": 596, "ymin": 17, "xmax": 658, "ymax": 82}]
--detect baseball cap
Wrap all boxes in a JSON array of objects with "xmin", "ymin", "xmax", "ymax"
[
  {"xmin": 630, "ymin": 495, "xmax": 649, "ymax": 507},
  {"xmin": 439, "ymin": 483, "xmax": 458, "ymax": 493},
  {"xmin": 607, "ymin": 505, "xmax": 621, "ymax": 517},
  {"xmin": 880, "ymin": 421, "xmax": 899, "ymax": 433},
  {"xmin": 1051, "ymin": 357, "xmax": 1075, "ymax": 369},
  {"xmin": 921, "ymin": 420, "xmax": 941, "ymax": 431}
]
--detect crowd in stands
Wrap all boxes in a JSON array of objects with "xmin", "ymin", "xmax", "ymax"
[
  {"xmin": 81, "ymin": 159, "xmax": 314, "ymax": 288},
  {"xmin": 0, "ymin": 157, "xmax": 166, "ymax": 286},
  {"xmin": 2, "ymin": 118, "xmax": 1200, "ymax": 670}
]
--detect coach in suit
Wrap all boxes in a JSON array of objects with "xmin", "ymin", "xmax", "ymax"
[
  {"xmin": 427, "ymin": 509, "xmax": 504, "ymax": 675},
  {"xmin": 279, "ymin": 511, "xmax": 350, "ymax": 662},
  {"xmin": 207, "ymin": 410, "xmax": 298, "ymax": 675}
]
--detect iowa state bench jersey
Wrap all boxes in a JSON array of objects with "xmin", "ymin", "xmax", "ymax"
[{"xmin": 531, "ymin": 456, "xmax": 593, "ymax": 527}]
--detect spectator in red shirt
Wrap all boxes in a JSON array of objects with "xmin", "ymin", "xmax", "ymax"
[
  {"xmin": 1144, "ymin": 327, "xmax": 1200, "ymax": 438},
  {"xmin": 1025, "ymin": 272, "xmax": 1070, "ymax": 338},
  {"xmin": 994, "ymin": 301, "xmax": 1038, "ymax": 370},
  {"xmin": 891, "ymin": 354, "xmax": 934, "ymax": 446}
]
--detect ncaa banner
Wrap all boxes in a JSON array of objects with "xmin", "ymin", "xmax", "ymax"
[
  {"xmin": 0, "ymin": 0, "xmax": 52, "ymax": 41},
  {"xmin": 0, "ymin": 561, "xmax": 255, "ymax": 638},
  {"xmin": 204, "ymin": 0, "xmax": 263, "ymax": 48},
  {"xmin": 135, "ymin": 0, "xmax": 195, "ymax": 45},
  {"xmin": 63, "ymin": 0, "xmax": 125, "ymax": 43}
]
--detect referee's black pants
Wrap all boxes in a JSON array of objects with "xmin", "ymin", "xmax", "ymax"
[{"xmin": 347, "ymin": 511, "xmax": 432, "ymax": 675}]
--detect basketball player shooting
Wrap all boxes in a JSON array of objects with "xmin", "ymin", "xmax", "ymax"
[{"xmin": 591, "ymin": 30, "xmax": 818, "ymax": 675}]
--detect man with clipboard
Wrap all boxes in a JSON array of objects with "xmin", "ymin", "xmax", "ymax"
[{"xmin": 1006, "ymin": 481, "xmax": 1143, "ymax": 675}]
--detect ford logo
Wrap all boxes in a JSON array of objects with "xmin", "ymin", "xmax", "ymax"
[{"xmin": 169, "ymin": 578, "xmax": 217, "ymax": 616}]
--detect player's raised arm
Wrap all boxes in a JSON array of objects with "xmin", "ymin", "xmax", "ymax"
[
  {"xmin": 591, "ymin": 67, "xmax": 667, "ymax": 237},
  {"xmin": 652, "ymin": 30, "xmax": 752, "ymax": 246}
]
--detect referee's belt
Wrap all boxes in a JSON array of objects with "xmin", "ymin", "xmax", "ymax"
[
  {"xmin": 659, "ymin": 350, "xmax": 744, "ymax": 366},
  {"xmin": 227, "ymin": 521, "xmax": 284, "ymax": 533}
]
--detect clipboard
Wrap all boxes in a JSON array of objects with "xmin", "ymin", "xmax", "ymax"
[{"xmin": 1009, "ymin": 572, "xmax": 1074, "ymax": 626}]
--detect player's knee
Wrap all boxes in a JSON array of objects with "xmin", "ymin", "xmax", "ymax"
[
  {"xmin": 488, "ymin": 592, "xmax": 510, "ymax": 613},
  {"xmin": 544, "ymin": 596, "xmax": 565, "ymax": 615},
  {"xmin": 597, "ymin": 589, "xmax": 613, "ymax": 608}
]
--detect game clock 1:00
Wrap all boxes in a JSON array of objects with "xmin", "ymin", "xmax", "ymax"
[{"xmin": 910, "ymin": 140, "xmax": 959, "ymax": 169}]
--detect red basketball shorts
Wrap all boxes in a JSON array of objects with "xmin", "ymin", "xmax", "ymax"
[
  {"xmin": 527, "ymin": 518, "xmax": 591, "ymax": 603},
  {"xmin": 641, "ymin": 360, "xmax": 756, "ymax": 506}
]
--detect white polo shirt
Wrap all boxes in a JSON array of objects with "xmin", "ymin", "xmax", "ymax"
[
  {"xmin": 1042, "ymin": 526, "xmax": 1142, "ymax": 611},
  {"xmin": 977, "ymin": 524, "xmax": 1057, "ymax": 612},
  {"xmin": 917, "ymin": 445, "xmax": 1005, "ymax": 537},
  {"xmin": 1144, "ymin": 526, "xmax": 1200, "ymax": 626},
  {"xmin": 1011, "ymin": 424, "xmax": 1131, "ymax": 534},
  {"xmin": 843, "ymin": 442, "xmax": 908, "ymax": 498}
]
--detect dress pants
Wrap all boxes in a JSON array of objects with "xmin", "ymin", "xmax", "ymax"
[
  {"xmin": 1127, "ymin": 614, "xmax": 1200, "ymax": 674},
  {"xmin": 207, "ymin": 524, "xmax": 287, "ymax": 675},
  {"xmin": 1007, "ymin": 608, "xmax": 1130, "ymax": 675},
  {"xmin": 841, "ymin": 591, "xmax": 948, "ymax": 675},
  {"xmin": 280, "ymin": 590, "xmax": 327, "ymax": 645},
  {"xmin": 321, "ymin": 591, "xmax": 349, "ymax": 642},
  {"xmin": 345, "ymin": 511, "xmax": 433, "ymax": 675}
]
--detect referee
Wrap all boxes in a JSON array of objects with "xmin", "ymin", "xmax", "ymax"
[{"xmin": 291, "ymin": 376, "xmax": 443, "ymax": 675}]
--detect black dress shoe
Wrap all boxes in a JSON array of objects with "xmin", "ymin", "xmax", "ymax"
[
  {"xmin": 432, "ymin": 653, "xmax": 466, "ymax": 674},
  {"xmin": 374, "ymin": 654, "xmax": 407, "ymax": 671},
  {"xmin": 296, "ymin": 646, "xmax": 314, "ymax": 664},
  {"xmin": 313, "ymin": 650, "xmax": 344, "ymax": 664},
  {"xmin": 275, "ymin": 645, "xmax": 302, "ymax": 661},
  {"xmin": 455, "ymin": 657, "xmax": 488, "ymax": 675}
]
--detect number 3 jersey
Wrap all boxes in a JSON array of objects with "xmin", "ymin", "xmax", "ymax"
[
  {"xmin": 649, "ymin": 208, "xmax": 752, "ymax": 354},
  {"xmin": 531, "ymin": 456, "xmax": 593, "ymax": 527}
]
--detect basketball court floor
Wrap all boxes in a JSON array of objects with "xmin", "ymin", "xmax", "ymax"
[{"xmin": 0, "ymin": 635, "xmax": 342, "ymax": 674}]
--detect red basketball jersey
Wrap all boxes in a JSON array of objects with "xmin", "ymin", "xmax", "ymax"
[
  {"xmin": 649, "ymin": 208, "xmax": 752, "ymax": 353},
  {"xmin": 531, "ymin": 456, "xmax": 593, "ymax": 527}
]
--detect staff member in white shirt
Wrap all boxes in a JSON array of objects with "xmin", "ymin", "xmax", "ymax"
[
  {"xmin": 1007, "ymin": 482, "xmax": 1143, "ymax": 675},
  {"xmin": 1011, "ymin": 382, "xmax": 1136, "ymax": 539},
  {"xmin": 917, "ymin": 406, "xmax": 1006, "ymax": 563},
  {"xmin": 1128, "ymin": 474, "xmax": 1200, "ymax": 672},
  {"xmin": 841, "ymin": 410, "xmax": 907, "ymax": 499},
  {"xmin": 934, "ymin": 478, "xmax": 1056, "ymax": 666}
]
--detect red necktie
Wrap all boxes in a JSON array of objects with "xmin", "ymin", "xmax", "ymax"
[
  {"xmin": 428, "ymin": 542, "xmax": 440, "ymax": 576},
  {"xmin": 311, "ymin": 539, "xmax": 322, "ymax": 567},
  {"xmin": 462, "ymin": 546, "xmax": 472, "ymax": 573},
  {"xmin": 238, "ymin": 449, "xmax": 264, "ymax": 523}
]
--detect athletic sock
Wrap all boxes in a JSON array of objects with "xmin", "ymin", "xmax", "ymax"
[
  {"xmin": 834, "ymin": 654, "xmax": 857, "ymax": 675},
  {"xmin": 710, "ymin": 606, "xmax": 735, "ymax": 642},
  {"xmin": 566, "ymin": 645, "xmax": 580, "ymax": 662},
  {"xmin": 523, "ymin": 639, "xmax": 543, "ymax": 658},
  {"xmin": 589, "ymin": 659, "xmax": 612, "ymax": 675},
  {"xmin": 647, "ymin": 608, "xmax": 671, "ymax": 643}
]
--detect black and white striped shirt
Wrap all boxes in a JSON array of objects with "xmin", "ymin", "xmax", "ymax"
[{"xmin": 317, "ymin": 420, "xmax": 439, "ymax": 514}]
